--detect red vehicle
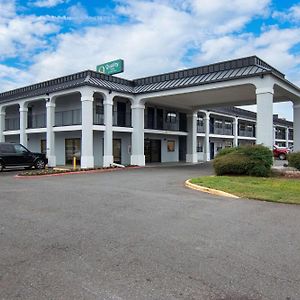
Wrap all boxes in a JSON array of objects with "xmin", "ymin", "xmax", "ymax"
[{"xmin": 273, "ymin": 145, "xmax": 289, "ymax": 160}]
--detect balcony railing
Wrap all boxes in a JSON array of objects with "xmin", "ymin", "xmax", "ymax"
[
  {"xmin": 275, "ymin": 133, "xmax": 286, "ymax": 140},
  {"xmin": 5, "ymin": 118, "xmax": 20, "ymax": 131},
  {"xmin": 93, "ymin": 113, "xmax": 104, "ymax": 125},
  {"xmin": 28, "ymin": 113, "xmax": 46, "ymax": 128},
  {"xmin": 210, "ymin": 126, "xmax": 233, "ymax": 135},
  {"xmin": 239, "ymin": 130, "xmax": 255, "ymax": 138},
  {"xmin": 197, "ymin": 125, "xmax": 205, "ymax": 133},
  {"xmin": 145, "ymin": 122, "xmax": 186, "ymax": 132},
  {"xmin": 113, "ymin": 111, "xmax": 132, "ymax": 127},
  {"xmin": 55, "ymin": 109, "xmax": 81, "ymax": 126}
]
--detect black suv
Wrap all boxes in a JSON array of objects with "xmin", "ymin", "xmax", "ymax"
[{"xmin": 0, "ymin": 143, "xmax": 48, "ymax": 171}]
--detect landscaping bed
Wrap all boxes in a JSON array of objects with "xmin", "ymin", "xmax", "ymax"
[
  {"xmin": 190, "ymin": 176, "xmax": 300, "ymax": 204},
  {"xmin": 16, "ymin": 165, "xmax": 138, "ymax": 177}
]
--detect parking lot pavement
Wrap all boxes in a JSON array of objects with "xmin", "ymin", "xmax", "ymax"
[{"xmin": 1, "ymin": 163, "xmax": 300, "ymax": 300}]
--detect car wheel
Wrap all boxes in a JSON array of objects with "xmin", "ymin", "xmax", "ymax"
[
  {"xmin": 35, "ymin": 159, "xmax": 45, "ymax": 169},
  {"xmin": 279, "ymin": 153, "xmax": 286, "ymax": 160},
  {"xmin": 0, "ymin": 161, "xmax": 3, "ymax": 172}
]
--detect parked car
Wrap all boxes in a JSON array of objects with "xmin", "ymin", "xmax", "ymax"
[
  {"xmin": 0, "ymin": 143, "xmax": 48, "ymax": 171},
  {"xmin": 273, "ymin": 145, "xmax": 289, "ymax": 160}
]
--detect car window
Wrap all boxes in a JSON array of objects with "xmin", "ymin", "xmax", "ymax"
[
  {"xmin": 14, "ymin": 144, "xmax": 29, "ymax": 154},
  {"xmin": 0, "ymin": 144, "xmax": 16, "ymax": 154}
]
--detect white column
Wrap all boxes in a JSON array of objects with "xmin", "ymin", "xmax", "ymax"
[
  {"xmin": 46, "ymin": 101, "xmax": 56, "ymax": 167},
  {"xmin": 203, "ymin": 112, "xmax": 210, "ymax": 161},
  {"xmin": 19, "ymin": 104, "xmax": 28, "ymax": 147},
  {"xmin": 0, "ymin": 110, "xmax": 5, "ymax": 142},
  {"xmin": 186, "ymin": 112, "xmax": 198, "ymax": 163},
  {"xmin": 286, "ymin": 127, "xmax": 289, "ymax": 148},
  {"xmin": 103, "ymin": 95, "xmax": 114, "ymax": 167},
  {"xmin": 256, "ymin": 87, "xmax": 274, "ymax": 149},
  {"xmin": 81, "ymin": 93, "xmax": 94, "ymax": 169},
  {"xmin": 293, "ymin": 103, "xmax": 300, "ymax": 152},
  {"xmin": 233, "ymin": 117, "xmax": 238, "ymax": 147},
  {"xmin": 131, "ymin": 103, "xmax": 145, "ymax": 166}
]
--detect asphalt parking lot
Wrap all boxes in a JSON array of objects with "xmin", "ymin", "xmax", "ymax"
[{"xmin": 0, "ymin": 163, "xmax": 300, "ymax": 300}]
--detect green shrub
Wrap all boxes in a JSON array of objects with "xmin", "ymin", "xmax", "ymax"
[
  {"xmin": 213, "ymin": 145, "xmax": 273, "ymax": 177},
  {"xmin": 213, "ymin": 153, "xmax": 252, "ymax": 176},
  {"xmin": 215, "ymin": 147, "xmax": 238, "ymax": 157},
  {"xmin": 239, "ymin": 144, "xmax": 273, "ymax": 169},
  {"xmin": 288, "ymin": 152, "xmax": 300, "ymax": 170}
]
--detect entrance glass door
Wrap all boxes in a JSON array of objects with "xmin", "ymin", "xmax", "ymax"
[
  {"xmin": 65, "ymin": 138, "xmax": 81, "ymax": 165},
  {"xmin": 144, "ymin": 139, "xmax": 161, "ymax": 163},
  {"xmin": 113, "ymin": 139, "xmax": 121, "ymax": 164}
]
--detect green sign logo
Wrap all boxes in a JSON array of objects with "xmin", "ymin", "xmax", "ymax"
[{"xmin": 96, "ymin": 59, "xmax": 124, "ymax": 75}]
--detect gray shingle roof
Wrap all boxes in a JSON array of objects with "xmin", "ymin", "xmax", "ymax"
[{"xmin": 0, "ymin": 56, "xmax": 290, "ymax": 104}]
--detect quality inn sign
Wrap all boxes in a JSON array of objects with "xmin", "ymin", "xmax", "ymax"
[{"xmin": 96, "ymin": 59, "xmax": 124, "ymax": 75}]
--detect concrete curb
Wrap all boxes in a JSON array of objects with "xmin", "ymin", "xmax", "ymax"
[
  {"xmin": 185, "ymin": 179, "xmax": 240, "ymax": 199},
  {"xmin": 14, "ymin": 166, "xmax": 141, "ymax": 179}
]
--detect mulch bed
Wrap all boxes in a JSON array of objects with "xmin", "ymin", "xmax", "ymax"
[{"xmin": 15, "ymin": 166, "xmax": 140, "ymax": 178}]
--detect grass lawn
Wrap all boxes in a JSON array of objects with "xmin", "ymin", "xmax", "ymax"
[{"xmin": 190, "ymin": 176, "xmax": 300, "ymax": 204}]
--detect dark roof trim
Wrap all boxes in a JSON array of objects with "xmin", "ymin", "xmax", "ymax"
[
  {"xmin": 0, "ymin": 56, "xmax": 292, "ymax": 103},
  {"xmin": 133, "ymin": 56, "xmax": 285, "ymax": 86}
]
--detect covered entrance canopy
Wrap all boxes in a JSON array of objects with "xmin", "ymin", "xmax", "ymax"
[{"xmin": 1, "ymin": 55, "xmax": 300, "ymax": 167}]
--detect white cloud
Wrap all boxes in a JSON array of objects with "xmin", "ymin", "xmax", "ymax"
[
  {"xmin": 33, "ymin": 0, "xmax": 66, "ymax": 8},
  {"xmin": 27, "ymin": 0, "xmax": 274, "ymax": 81},
  {"xmin": 0, "ymin": 0, "xmax": 60, "ymax": 59},
  {"xmin": 273, "ymin": 3, "xmax": 300, "ymax": 23},
  {"xmin": 0, "ymin": 0, "xmax": 16, "ymax": 19},
  {"xmin": 0, "ymin": 64, "xmax": 34, "ymax": 91},
  {"xmin": 0, "ymin": 0, "xmax": 299, "ymax": 121},
  {"xmin": 67, "ymin": 2, "xmax": 88, "ymax": 22}
]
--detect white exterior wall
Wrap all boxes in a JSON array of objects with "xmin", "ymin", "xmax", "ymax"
[
  {"xmin": 113, "ymin": 132, "xmax": 131, "ymax": 165},
  {"xmin": 27, "ymin": 133, "xmax": 46, "ymax": 152},
  {"xmin": 144, "ymin": 133, "xmax": 179, "ymax": 163},
  {"xmin": 55, "ymin": 131, "xmax": 81, "ymax": 166},
  {"xmin": 4, "ymin": 135, "xmax": 19, "ymax": 143},
  {"xmin": 93, "ymin": 131, "xmax": 104, "ymax": 167}
]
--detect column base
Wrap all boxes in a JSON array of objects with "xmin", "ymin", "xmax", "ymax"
[
  {"xmin": 186, "ymin": 153, "xmax": 198, "ymax": 163},
  {"xmin": 81, "ymin": 155, "xmax": 94, "ymax": 169},
  {"xmin": 20, "ymin": 135, "xmax": 28, "ymax": 147},
  {"xmin": 131, "ymin": 154, "xmax": 145, "ymax": 166},
  {"xmin": 103, "ymin": 155, "xmax": 114, "ymax": 167},
  {"xmin": 47, "ymin": 156, "xmax": 56, "ymax": 167},
  {"xmin": 203, "ymin": 152, "xmax": 211, "ymax": 162}
]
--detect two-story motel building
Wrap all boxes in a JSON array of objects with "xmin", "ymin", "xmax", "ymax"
[{"xmin": 0, "ymin": 56, "xmax": 299, "ymax": 168}]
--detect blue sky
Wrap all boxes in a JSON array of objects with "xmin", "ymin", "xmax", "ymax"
[{"xmin": 1, "ymin": 0, "xmax": 300, "ymax": 120}]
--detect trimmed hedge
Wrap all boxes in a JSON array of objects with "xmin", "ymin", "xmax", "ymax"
[
  {"xmin": 213, "ymin": 145, "xmax": 273, "ymax": 177},
  {"xmin": 288, "ymin": 152, "xmax": 300, "ymax": 170}
]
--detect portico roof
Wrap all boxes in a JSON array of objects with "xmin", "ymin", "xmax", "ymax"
[{"xmin": 0, "ymin": 56, "xmax": 298, "ymax": 104}]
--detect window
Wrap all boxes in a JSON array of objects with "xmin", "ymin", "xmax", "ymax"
[
  {"xmin": 246, "ymin": 125, "xmax": 253, "ymax": 132},
  {"xmin": 166, "ymin": 112, "xmax": 177, "ymax": 123},
  {"xmin": 197, "ymin": 140, "xmax": 203, "ymax": 152},
  {"xmin": 167, "ymin": 140, "xmax": 175, "ymax": 152},
  {"xmin": 197, "ymin": 116, "xmax": 204, "ymax": 127},
  {"xmin": 0, "ymin": 144, "xmax": 15, "ymax": 154},
  {"xmin": 224, "ymin": 121, "xmax": 232, "ymax": 130},
  {"xmin": 214, "ymin": 120, "xmax": 223, "ymax": 128},
  {"xmin": 239, "ymin": 123, "xmax": 246, "ymax": 131},
  {"xmin": 95, "ymin": 105, "xmax": 104, "ymax": 114},
  {"xmin": 14, "ymin": 144, "xmax": 29, "ymax": 154}
]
